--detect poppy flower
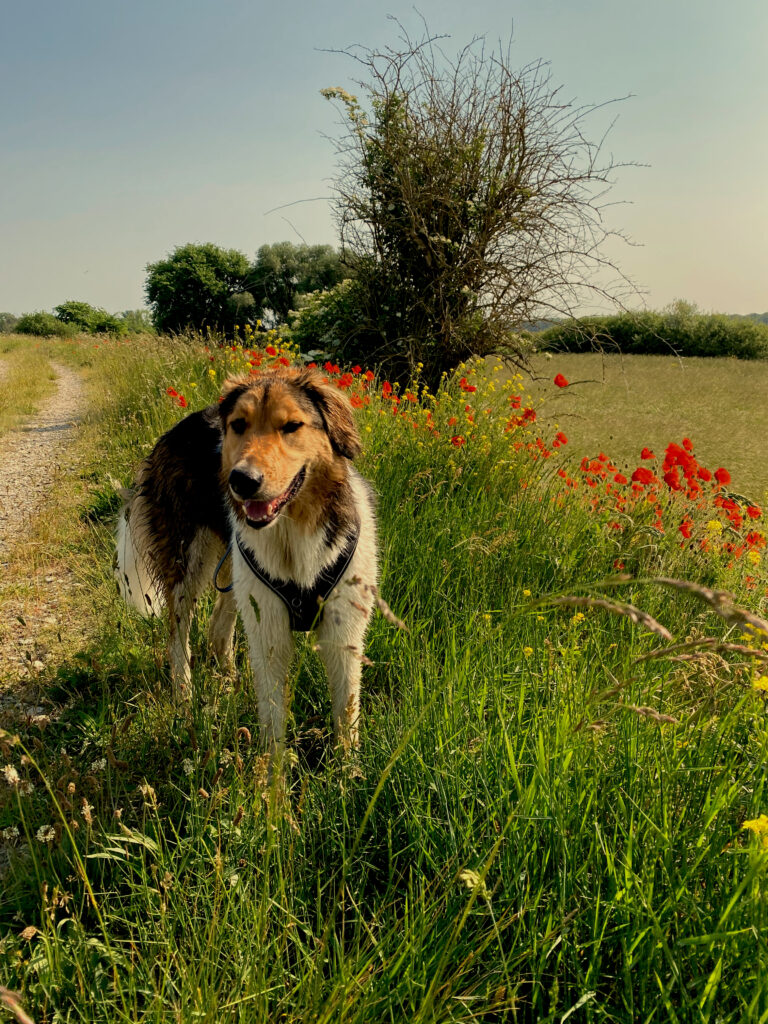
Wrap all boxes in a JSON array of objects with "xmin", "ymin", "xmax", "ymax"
[
  {"xmin": 450, "ymin": 435, "xmax": 466, "ymax": 447},
  {"xmin": 663, "ymin": 468, "xmax": 681, "ymax": 490},
  {"xmin": 747, "ymin": 506, "xmax": 762, "ymax": 520},
  {"xmin": 640, "ymin": 448, "xmax": 655, "ymax": 460},
  {"xmin": 265, "ymin": 346, "xmax": 277, "ymax": 357},
  {"xmin": 631, "ymin": 467, "xmax": 655, "ymax": 485},
  {"xmin": 679, "ymin": 519, "xmax": 693, "ymax": 539},
  {"xmin": 682, "ymin": 438, "xmax": 694, "ymax": 452},
  {"xmin": 697, "ymin": 467, "xmax": 712, "ymax": 482},
  {"xmin": 553, "ymin": 373, "xmax": 569, "ymax": 388},
  {"xmin": 351, "ymin": 365, "xmax": 361, "ymax": 374},
  {"xmin": 555, "ymin": 431, "xmax": 568, "ymax": 445},
  {"xmin": 714, "ymin": 467, "xmax": 731, "ymax": 485}
]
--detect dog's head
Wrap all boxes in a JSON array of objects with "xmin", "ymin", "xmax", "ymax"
[{"xmin": 218, "ymin": 367, "xmax": 362, "ymax": 530}]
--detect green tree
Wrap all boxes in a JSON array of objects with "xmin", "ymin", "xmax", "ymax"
[
  {"xmin": 145, "ymin": 243, "xmax": 252, "ymax": 335},
  {"xmin": 323, "ymin": 29, "xmax": 631, "ymax": 385},
  {"xmin": 118, "ymin": 309, "xmax": 156, "ymax": 333},
  {"xmin": 0, "ymin": 312, "xmax": 18, "ymax": 333},
  {"xmin": 247, "ymin": 242, "xmax": 347, "ymax": 324}
]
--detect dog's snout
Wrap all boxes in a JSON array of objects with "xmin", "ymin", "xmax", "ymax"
[{"xmin": 229, "ymin": 468, "xmax": 263, "ymax": 499}]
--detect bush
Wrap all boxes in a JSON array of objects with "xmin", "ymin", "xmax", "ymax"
[
  {"xmin": 0, "ymin": 312, "xmax": 18, "ymax": 333},
  {"xmin": 15, "ymin": 312, "xmax": 76, "ymax": 338},
  {"xmin": 288, "ymin": 279, "xmax": 371, "ymax": 360},
  {"xmin": 539, "ymin": 303, "xmax": 768, "ymax": 360},
  {"xmin": 54, "ymin": 300, "xmax": 125, "ymax": 336}
]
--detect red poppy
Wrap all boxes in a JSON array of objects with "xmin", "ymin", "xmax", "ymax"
[
  {"xmin": 555, "ymin": 431, "xmax": 568, "ymax": 445},
  {"xmin": 747, "ymin": 506, "xmax": 762, "ymax": 520},
  {"xmin": 679, "ymin": 519, "xmax": 693, "ymax": 539},
  {"xmin": 265, "ymin": 346, "xmax": 277, "ymax": 357},
  {"xmin": 450, "ymin": 435, "xmax": 466, "ymax": 447},
  {"xmin": 614, "ymin": 473, "xmax": 628, "ymax": 485},
  {"xmin": 553, "ymin": 373, "xmax": 569, "ymax": 388},
  {"xmin": 350, "ymin": 395, "xmax": 363, "ymax": 409},
  {"xmin": 278, "ymin": 357, "xmax": 290, "ymax": 367},
  {"xmin": 631, "ymin": 467, "xmax": 655, "ymax": 485},
  {"xmin": 382, "ymin": 381, "xmax": 393, "ymax": 397},
  {"xmin": 682, "ymin": 438, "xmax": 693, "ymax": 452},
  {"xmin": 351, "ymin": 365, "xmax": 361, "ymax": 374},
  {"xmin": 459, "ymin": 377, "xmax": 477, "ymax": 393},
  {"xmin": 697, "ymin": 467, "xmax": 712, "ymax": 482},
  {"xmin": 178, "ymin": 395, "xmax": 188, "ymax": 408},
  {"xmin": 714, "ymin": 467, "xmax": 731, "ymax": 485},
  {"xmin": 364, "ymin": 370, "xmax": 375, "ymax": 382},
  {"xmin": 307, "ymin": 362, "xmax": 317, "ymax": 369},
  {"xmin": 613, "ymin": 559, "xmax": 626, "ymax": 570},
  {"xmin": 640, "ymin": 448, "xmax": 655, "ymax": 460},
  {"xmin": 166, "ymin": 387, "xmax": 178, "ymax": 398}
]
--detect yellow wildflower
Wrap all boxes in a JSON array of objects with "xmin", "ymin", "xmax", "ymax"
[
  {"xmin": 753, "ymin": 675, "xmax": 768, "ymax": 693},
  {"xmin": 747, "ymin": 550, "xmax": 761, "ymax": 566},
  {"xmin": 523, "ymin": 589, "xmax": 532, "ymax": 597},
  {"xmin": 523, "ymin": 646, "xmax": 534, "ymax": 657},
  {"xmin": 706, "ymin": 520, "xmax": 723, "ymax": 533}
]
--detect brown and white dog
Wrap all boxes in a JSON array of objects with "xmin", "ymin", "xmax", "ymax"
[{"xmin": 115, "ymin": 367, "xmax": 378, "ymax": 753}]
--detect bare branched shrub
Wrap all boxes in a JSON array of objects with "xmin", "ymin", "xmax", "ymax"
[{"xmin": 322, "ymin": 24, "xmax": 636, "ymax": 385}]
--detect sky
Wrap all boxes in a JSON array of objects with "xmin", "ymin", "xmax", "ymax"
[{"xmin": 1, "ymin": 0, "xmax": 767, "ymax": 317}]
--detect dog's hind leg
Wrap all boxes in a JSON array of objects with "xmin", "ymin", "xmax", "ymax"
[
  {"xmin": 208, "ymin": 589, "xmax": 237, "ymax": 671},
  {"xmin": 167, "ymin": 530, "xmax": 221, "ymax": 701}
]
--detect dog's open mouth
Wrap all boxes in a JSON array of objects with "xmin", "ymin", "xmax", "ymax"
[{"xmin": 242, "ymin": 467, "xmax": 306, "ymax": 528}]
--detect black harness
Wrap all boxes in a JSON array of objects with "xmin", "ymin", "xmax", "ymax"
[{"xmin": 215, "ymin": 527, "xmax": 360, "ymax": 632}]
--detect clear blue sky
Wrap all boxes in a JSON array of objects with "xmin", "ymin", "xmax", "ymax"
[{"xmin": 2, "ymin": 0, "xmax": 766, "ymax": 316}]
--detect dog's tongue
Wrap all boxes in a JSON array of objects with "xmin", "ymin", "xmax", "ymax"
[{"xmin": 244, "ymin": 498, "xmax": 275, "ymax": 521}]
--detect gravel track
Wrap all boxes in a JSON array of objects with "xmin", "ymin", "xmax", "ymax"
[
  {"xmin": 0, "ymin": 362, "xmax": 85, "ymax": 559},
  {"xmin": 0, "ymin": 361, "xmax": 86, "ymax": 683}
]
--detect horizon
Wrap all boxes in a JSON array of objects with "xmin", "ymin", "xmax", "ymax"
[{"xmin": 2, "ymin": 0, "xmax": 767, "ymax": 318}]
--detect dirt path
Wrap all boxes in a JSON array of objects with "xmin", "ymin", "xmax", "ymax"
[
  {"xmin": 0, "ymin": 362, "xmax": 84, "ymax": 557},
  {"xmin": 0, "ymin": 361, "xmax": 86, "ymax": 680}
]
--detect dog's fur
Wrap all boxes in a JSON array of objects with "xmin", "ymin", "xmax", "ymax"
[{"xmin": 115, "ymin": 367, "xmax": 378, "ymax": 752}]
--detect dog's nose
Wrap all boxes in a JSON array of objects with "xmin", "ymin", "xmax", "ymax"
[{"xmin": 229, "ymin": 468, "xmax": 263, "ymax": 499}]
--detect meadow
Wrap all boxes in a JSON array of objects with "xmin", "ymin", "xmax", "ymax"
[
  {"xmin": 526, "ymin": 352, "xmax": 768, "ymax": 502},
  {"xmin": 1, "ymin": 332, "xmax": 768, "ymax": 1022}
]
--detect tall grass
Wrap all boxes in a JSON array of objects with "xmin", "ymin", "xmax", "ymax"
[
  {"xmin": 1, "ymin": 334, "xmax": 768, "ymax": 1022},
  {"xmin": 0, "ymin": 336, "xmax": 57, "ymax": 436}
]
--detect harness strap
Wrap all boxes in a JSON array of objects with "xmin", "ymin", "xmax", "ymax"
[
  {"xmin": 213, "ymin": 544, "xmax": 234, "ymax": 593},
  {"xmin": 235, "ymin": 526, "xmax": 360, "ymax": 632}
]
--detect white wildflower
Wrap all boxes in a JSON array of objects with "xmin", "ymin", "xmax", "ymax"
[
  {"xmin": 19, "ymin": 780, "xmax": 35, "ymax": 796},
  {"xmin": 90, "ymin": 757, "xmax": 107, "ymax": 773},
  {"xmin": 36, "ymin": 825, "xmax": 55, "ymax": 844},
  {"xmin": 2, "ymin": 825, "xmax": 20, "ymax": 840},
  {"xmin": 3, "ymin": 764, "xmax": 20, "ymax": 787},
  {"xmin": 182, "ymin": 758, "xmax": 194, "ymax": 777}
]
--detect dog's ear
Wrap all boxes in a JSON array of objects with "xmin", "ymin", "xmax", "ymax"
[
  {"xmin": 218, "ymin": 376, "xmax": 250, "ymax": 425},
  {"xmin": 297, "ymin": 370, "xmax": 362, "ymax": 459}
]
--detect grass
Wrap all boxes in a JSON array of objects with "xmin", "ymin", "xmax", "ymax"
[
  {"xmin": 526, "ymin": 352, "xmax": 768, "ymax": 503},
  {"xmin": 1, "ymin": 333, "xmax": 768, "ymax": 1021},
  {"xmin": 0, "ymin": 335, "xmax": 57, "ymax": 436}
]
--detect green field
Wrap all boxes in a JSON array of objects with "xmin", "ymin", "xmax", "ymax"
[
  {"xmin": 526, "ymin": 352, "xmax": 768, "ymax": 503},
  {"xmin": 1, "ymin": 334, "xmax": 768, "ymax": 1022}
]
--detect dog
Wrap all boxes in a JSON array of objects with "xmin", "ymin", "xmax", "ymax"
[{"xmin": 115, "ymin": 366, "xmax": 378, "ymax": 753}]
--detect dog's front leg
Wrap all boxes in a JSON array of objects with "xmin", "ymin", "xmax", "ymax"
[
  {"xmin": 242, "ymin": 602, "xmax": 295, "ymax": 755},
  {"xmin": 315, "ymin": 610, "xmax": 370, "ymax": 752}
]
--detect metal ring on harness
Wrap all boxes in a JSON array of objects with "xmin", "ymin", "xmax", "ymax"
[{"xmin": 213, "ymin": 543, "xmax": 234, "ymax": 593}]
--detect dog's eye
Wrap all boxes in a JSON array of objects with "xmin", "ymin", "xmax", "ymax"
[
  {"xmin": 229, "ymin": 417, "xmax": 247, "ymax": 435},
  {"xmin": 282, "ymin": 421, "xmax": 303, "ymax": 435}
]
